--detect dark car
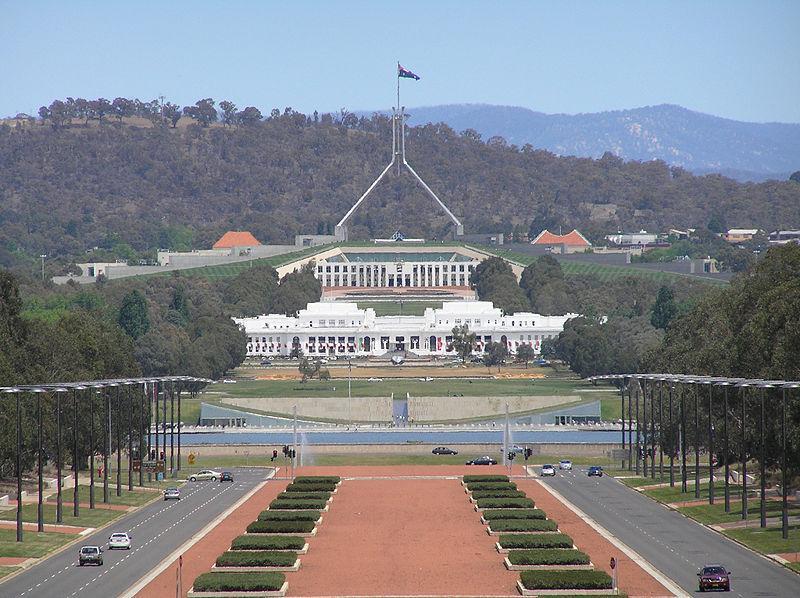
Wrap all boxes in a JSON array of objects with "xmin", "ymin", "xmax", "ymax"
[
  {"xmin": 466, "ymin": 456, "xmax": 498, "ymax": 465},
  {"xmin": 697, "ymin": 564, "xmax": 731, "ymax": 592},
  {"xmin": 432, "ymin": 446, "xmax": 458, "ymax": 455},
  {"xmin": 588, "ymin": 466, "xmax": 604, "ymax": 477},
  {"xmin": 78, "ymin": 545, "xmax": 103, "ymax": 566},
  {"xmin": 220, "ymin": 471, "xmax": 234, "ymax": 482}
]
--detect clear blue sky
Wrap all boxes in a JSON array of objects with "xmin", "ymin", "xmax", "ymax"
[{"xmin": 3, "ymin": 0, "xmax": 799, "ymax": 123}]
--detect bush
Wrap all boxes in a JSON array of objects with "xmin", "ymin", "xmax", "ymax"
[
  {"xmin": 216, "ymin": 551, "xmax": 297, "ymax": 568},
  {"xmin": 508, "ymin": 548, "xmax": 590, "ymax": 566},
  {"xmin": 498, "ymin": 533, "xmax": 573, "ymax": 549},
  {"xmin": 466, "ymin": 482, "xmax": 517, "ymax": 491},
  {"xmin": 230, "ymin": 535, "xmax": 305, "ymax": 550},
  {"xmin": 193, "ymin": 572, "xmax": 286, "ymax": 592},
  {"xmin": 246, "ymin": 520, "xmax": 315, "ymax": 534},
  {"xmin": 293, "ymin": 476, "xmax": 340, "ymax": 484},
  {"xmin": 471, "ymin": 490, "xmax": 527, "ymax": 499},
  {"xmin": 285, "ymin": 482, "xmax": 337, "ymax": 492},
  {"xmin": 277, "ymin": 491, "xmax": 330, "ymax": 500},
  {"xmin": 463, "ymin": 475, "xmax": 509, "ymax": 483},
  {"xmin": 489, "ymin": 519, "xmax": 558, "ymax": 532},
  {"xmin": 519, "ymin": 570, "xmax": 612, "ymax": 590},
  {"xmin": 258, "ymin": 510, "xmax": 320, "ymax": 521},
  {"xmin": 483, "ymin": 509, "xmax": 546, "ymax": 520},
  {"xmin": 269, "ymin": 499, "xmax": 328, "ymax": 510},
  {"xmin": 476, "ymin": 497, "xmax": 535, "ymax": 509}
]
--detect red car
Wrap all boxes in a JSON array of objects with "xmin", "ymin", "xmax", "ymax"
[{"xmin": 697, "ymin": 564, "xmax": 731, "ymax": 592}]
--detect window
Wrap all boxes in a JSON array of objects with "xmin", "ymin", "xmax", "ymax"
[
  {"xmin": 328, "ymin": 320, "xmax": 336, "ymax": 326},
  {"xmin": 319, "ymin": 319, "xmax": 325, "ymax": 327},
  {"xmin": 455, "ymin": 319, "xmax": 462, "ymax": 324},
  {"xmin": 325, "ymin": 266, "xmax": 331, "ymax": 273},
  {"xmin": 334, "ymin": 265, "xmax": 340, "ymax": 272},
  {"xmin": 338, "ymin": 319, "xmax": 345, "ymax": 326},
  {"xmin": 475, "ymin": 319, "xmax": 481, "ymax": 325}
]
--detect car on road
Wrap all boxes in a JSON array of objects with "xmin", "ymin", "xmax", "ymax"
[
  {"xmin": 499, "ymin": 445, "xmax": 524, "ymax": 454},
  {"xmin": 587, "ymin": 466, "xmax": 604, "ymax": 477},
  {"xmin": 163, "ymin": 487, "xmax": 180, "ymax": 500},
  {"xmin": 541, "ymin": 464, "xmax": 556, "ymax": 476},
  {"xmin": 189, "ymin": 469, "xmax": 222, "ymax": 482},
  {"xmin": 108, "ymin": 532, "xmax": 131, "ymax": 550},
  {"xmin": 260, "ymin": 360, "xmax": 272, "ymax": 367},
  {"xmin": 466, "ymin": 456, "xmax": 497, "ymax": 465},
  {"xmin": 78, "ymin": 545, "xmax": 103, "ymax": 566},
  {"xmin": 432, "ymin": 446, "xmax": 458, "ymax": 455},
  {"xmin": 559, "ymin": 460, "xmax": 573, "ymax": 470},
  {"xmin": 367, "ymin": 377, "xmax": 384, "ymax": 382},
  {"xmin": 220, "ymin": 471, "xmax": 234, "ymax": 482},
  {"xmin": 697, "ymin": 564, "xmax": 731, "ymax": 592}
]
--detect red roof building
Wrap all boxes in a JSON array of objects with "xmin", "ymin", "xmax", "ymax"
[
  {"xmin": 530, "ymin": 229, "xmax": 592, "ymax": 249},
  {"xmin": 213, "ymin": 231, "xmax": 262, "ymax": 249}
]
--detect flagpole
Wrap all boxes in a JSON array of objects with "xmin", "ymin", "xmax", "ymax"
[{"xmin": 396, "ymin": 61, "xmax": 400, "ymax": 112}]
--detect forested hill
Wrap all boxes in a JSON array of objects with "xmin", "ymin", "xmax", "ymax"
[
  {"xmin": 1, "ymin": 111, "xmax": 799, "ymax": 270},
  {"xmin": 395, "ymin": 104, "xmax": 800, "ymax": 182}
]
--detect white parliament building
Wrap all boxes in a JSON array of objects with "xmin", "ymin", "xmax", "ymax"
[{"xmin": 235, "ymin": 301, "xmax": 578, "ymax": 358}]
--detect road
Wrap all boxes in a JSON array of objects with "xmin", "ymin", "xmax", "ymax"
[
  {"xmin": 538, "ymin": 468, "xmax": 800, "ymax": 597},
  {"xmin": 2, "ymin": 468, "xmax": 270, "ymax": 598}
]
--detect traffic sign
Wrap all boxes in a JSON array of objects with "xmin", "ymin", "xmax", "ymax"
[
  {"xmin": 187, "ymin": 452, "xmax": 196, "ymax": 465},
  {"xmin": 142, "ymin": 460, "xmax": 165, "ymax": 473},
  {"xmin": 610, "ymin": 557, "xmax": 616, "ymax": 570}
]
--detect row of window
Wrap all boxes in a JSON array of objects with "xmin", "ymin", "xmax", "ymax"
[{"xmin": 318, "ymin": 264, "xmax": 475, "ymax": 273}]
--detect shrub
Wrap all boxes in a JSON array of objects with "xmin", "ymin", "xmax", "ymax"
[
  {"xmin": 293, "ymin": 476, "xmax": 340, "ymax": 484},
  {"xmin": 258, "ymin": 510, "xmax": 320, "ymax": 521},
  {"xmin": 277, "ymin": 491, "xmax": 330, "ymax": 500},
  {"xmin": 466, "ymin": 482, "xmax": 517, "ymax": 491},
  {"xmin": 471, "ymin": 490, "xmax": 527, "ymax": 499},
  {"xmin": 498, "ymin": 533, "xmax": 573, "ymax": 549},
  {"xmin": 508, "ymin": 548, "xmax": 590, "ymax": 566},
  {"xmin": 463, "ymin": 475, "xmax": 509, "ymax": 483},
  {"xmin": 230, "ymin": 535, "xmax": 305, "ymax": 551},
  {"xmin": 193, "ymin": 571, "xmax": 286, "ymax": 592},
  {"xmin": 269, "ymin": 499, "xmax": 328, "ymax": 510},
  {"xmin": 476, "ymin": 497, "xmax": 535, "ymax": 509},
  {"xmin": 285, "ymin": 482, "xmax": 337, "ymax": 492},
  {"xmin": 246, "ymin": 520, "xmax": 315, "ymax": 534},
  {"xmin": 483, "ymin": 509, "xmax": 546, "ymax": 520},
  {"xmin": 489, "ymin": 519, "xmax": 558, "ymax": 532},
  {"xmin": 519, "ymin": 570, "xmax": 612, "ymax": 590},
  {"xmin": 216, "ymin": 551, "xmax": 297, "ymax": 568}
]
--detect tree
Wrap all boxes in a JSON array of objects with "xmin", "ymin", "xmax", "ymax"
[
  {"xmin": 219, "ymin": 100, "xmax": 238, "ymax": 127},
  {"xmin": 183, "ymin": 98, "xmax": 217, "ymax": 127},
  {"xmin": 790, "ymin": 171, "xmax": 800, "ymax": 183},
  {"xmin": 516, "ymin": 344, "xmax": 536, "ymax": 368},
  {"xmin": 650, "ymin": 285, "xmax": 678, "ymax": 330},
  {"xmin": 483, "ymin": 341, "xmax": 508, "ymax": 372},
  {"xmin": 111, "ymin": 97, "xmax": 133, "ymax": 122},
  {"xmin": 163, "ymin": 102, "xmax": 182, "ymax": 128},
  {"xmin": 118, "ymin": 289, "xmax": 150, "ymax": 339},
  {"xmin": 238, "ymin": 106, "xmax": 262, "ymax": 126},
  {"xmin": 451, "ymin": 324, "xmax": 476, "ymax": 362}
]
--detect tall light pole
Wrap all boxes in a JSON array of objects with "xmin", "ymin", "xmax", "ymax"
[
  {"xmin": 3, "ymin": 389, "xmax": 22, "ymax": 542},
  {"xmin": 781, "ymin": 383, "xmax": 799, "ymax": 539},
  {"xmin": 737, "ymin": 381, "xmax": 750, "ymax": 520},
  {"xmin": 40, "ymin": 254, "xmax": 46, "ymax": 282},
  {"xmin": 757, "ymin": 381, "xmax": 774, "ymax": 528}
]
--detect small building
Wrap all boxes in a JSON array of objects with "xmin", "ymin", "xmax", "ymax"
[
  {"xmin": 213, "ymin": 231, "xmax": 262, "ymax": 250},
  {"xmin": 768, "ymin": 230, "xmax": 800, "ymax": 245},
  {"xmin": 605, "ymin": 230, "xmax": 659, "ymax": 246},
  {"xmin": 723, "ymin": 229, "xmax": 760, "ymax": 243},
  {"xmin": 530, "ymin": 229, "xmax": 592, "ymax": 253}
]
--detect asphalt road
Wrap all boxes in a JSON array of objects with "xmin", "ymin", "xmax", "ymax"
[
  {"xmin": 538, "ymin": 468, "xmax": 800, "ymax": 597},
  {"xmin": 2, "ymin": 468, "xmax": 271, "ymax": 598}
]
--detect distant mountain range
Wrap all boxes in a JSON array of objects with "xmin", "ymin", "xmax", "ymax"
[{"xmin": 367, "ymin": 104, "xmax": 800, "ymax": 182}]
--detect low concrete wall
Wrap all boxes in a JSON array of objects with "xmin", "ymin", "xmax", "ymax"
[
  {"xmin": 223, "ymin": 396, "xmax": 392, "ymax": 423},
  {"xmin": 408, "ymin": 395, "xmax": 580, "ymax": 422}
]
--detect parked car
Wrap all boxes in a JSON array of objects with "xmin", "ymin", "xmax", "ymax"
[
  {"xmin": 78, "ymin": 545, "xmax": 103, "ymax": 566},
  {"xmin": 367, "ymin": 377, "xmax": 384, "ymax": 382},
  {"xmin": 189, "ymin": 470, "xmax": 221, "ymax": 482},
  {"xmin": 220, "ymin": 471, "xmax": 234, "ymax": 482},
  {"xmin": 559, "ymin": 460, "xmax": 573, "ymax": 470},
  {"xmin": 466, "ymin": 456, "xmax": 497, "ymax": 465},
  {"xmin": 260, "ymin": 360, "xmax": 272, "ymax": 367},
  {"xmin": 697, "ymin": 564, "xmax": 731, "ymax": 592},
  {"xmin": 541, "ymin": 464, "xmax": 556, "ymax": 476},
  {"xmin": 588, "ymin": 466, "xmax": 604, "ymax": 477},
  {"xmin": 108, "ymin": 532, "xmax": 131, "ymax": 550},
  {"xmin": 163, "ymin": 487, "xmax": 180, "ymax": 500},
  {"xmin": 499, "ymin": 445, "xmax": 524, "ymax": 454},
  {"xmin": 432, "ymin": 446, "xmax": 458, "ymax": 455}
]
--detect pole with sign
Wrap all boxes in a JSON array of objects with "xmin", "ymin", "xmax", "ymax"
[{"xmin": 610, "ymin": 556, "xmax": 617, "ymax": 590}]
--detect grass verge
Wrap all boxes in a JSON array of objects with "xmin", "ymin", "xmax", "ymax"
[{"xmin": 0, "ymin": 529, "xmax": 78, "ymax": 558}]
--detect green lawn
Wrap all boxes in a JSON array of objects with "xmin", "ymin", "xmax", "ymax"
[
  {"xmin": 724, "ymin": 524, "xmax": 800, "ymax": 555},
  {"xmin": 356, "ymin": 301, "xmax": 442, "ymax": 316},
  {"xmin": 46, "ymin": 485, "xmax": 158, "ymax": 507},
  {"xmin": 644, "ymin": 480, "xmax": 729, "ymax": 503},
  {"xmin": 0, "ymin": 528, "xmax": 78, "ymax": 558},
  {"xmin": 680, "ymin": 500, "xmax": 800, "ymax": 526},
  {"xmin": 600, "ymin": 396, "xmax": 622, "ymax": 420},
  {"xmin": 0, "ymin": 503, "xmax": 123, "ymax": 528},
  {"xmin": 789, "ymin": 562, "xmax": 800, "ymax": 573},
  {"xmin": 0, "ymin": 566, "xmax": 19, "ymax": 579}
]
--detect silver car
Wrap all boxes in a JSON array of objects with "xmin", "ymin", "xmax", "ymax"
[
  {"xmin": 189, "ymin": 470, "xmax": 221, "ymax": 482},
  {"xmin": 108, "ymin": 532, "xmax": 131, "ymax": 550},
  {"xmin": 163, "ymin": 487, "xmax": 180, "ymax": 500}
]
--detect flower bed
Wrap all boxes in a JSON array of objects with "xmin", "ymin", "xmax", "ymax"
[
  {"xmin": 465, "ymin": 482, "xmax": 518, "ymax": 491},
  {"xmin": 231, "ymin": 536, "xmax": 306, "ymax": 551},
  {"xmin": 482, "ymin": 509, "xmax": 546, "ymax": 520},
  {"xmin": 284, "ymin": 482, "xmax": 337, "ymax": 493},
  {"xmin": 192, "ymin": 571, "xmax": 286, "ymax": 592},
  {"xmin": 508, "ymin": 549, "xmax": 590, "ymax": 566},
  {"xmin": 216, "ymin": 551, "xmax": 298, "ymax": 568},
  {"xmin": 258, "ymin": 510, "xmax": 320, "ymax": 522},
  {"xmin": 518, "ymin": 570, "xmax": 613, "ymax": 590},
  {"xmin": 488, "ymin": 519, "xmax": 558, "ymax": 533},
  {"xmin": 276, "ymin": 491, "xmax": 330, "ymax": 501},
  {"xmin": 498, "ymin": 533, "xmax": 574, "ymax": 550},
  {"xmin": 463, "ymin": 475, "xmax": 509, "ymax": 483},
  {"xmin": 247, "ymin": 520, "xmax": 316, "ymax": 534},
  {"xmin": 470, "ymin": 490, "xmax": 527, "ymax": 499},
  {"xmin": 293, "ymin": 476, "xmax": 340, "ymax": 484},
  {"xmin": 475, "ymin": 497, "xmax": 535, "ymax": 509},
  {"xmin": 269, "ymin": 499, "xmax": 328, "ymax": 510}
]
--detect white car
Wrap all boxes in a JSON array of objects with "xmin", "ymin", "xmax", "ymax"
[
  {"xmin": 163, "ymin": 487, "xmax": 181, "ymax": 500},
  {"xmin": 367, "ymin": 377, "xmax": 384, "ymax": 382},
  {"xmin": 541, "ymin": 464, "xmax": 556, "ymax": 477},
  {"xmin": 108, "ymin": 532, "xmax": 131, "ymax": 550},
  {"xmin": 559, "ymin": 460, "xmax": 573, "ymax": 471},
  {"xmin": 189, "ymin": 470, "xmax": 222, "ymax": 482}
]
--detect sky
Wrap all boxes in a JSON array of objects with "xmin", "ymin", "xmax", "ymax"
[{"xmin": 2, "ymin": 1, "xmax": 799, "ymax": 123}]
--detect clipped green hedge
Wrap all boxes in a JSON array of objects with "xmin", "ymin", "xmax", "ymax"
[
  {"xmin": 463, "ymin": 475, "xmax": 509, "ymax": 483},
  {"xmin": 284, "ymin": 482, "xmax": 337, "ymax": 492},
  {"xmin": 216, "ymin": 550, "xmax": 298, "ymax": 568},
  {"xmin": 230, "ymin": 535, "xmax": 305, "ymax": 551},
  {"xmin": 476, "ymin": 497, "xmax": 535, "ymax": 509},
  {"xmin": 498, "ymin": 533, "xmax": 573, "ymax": 549},
  {"xmin": 483, "ymin": 509, "xmax": 546, "ymax": 520},
  {"xmin": 258, "ymin": 510, "xmax": 320, "ymax": 522},
  {"xmin": 489, "ymin": 519, "xmax": 558, "ymax": 532},
  {"xmin": 277, "ymin": 491, "xmax": 330, "ymax": 500},
  {"xmin": 466, "ymin": 482, "xmax": 517, "ymax": 491},
  {"xmin": 294, "ymin": 476, "xmax": 340, "ymax": 484},
  {"xmin": 246, "ymin": 520, "xmax": 315, "ymax": 534},
  {"xmin": 193, "ymin": 571, "xmax": 286, "ymax": 592},
  {"xmin": 471, "ymin": 490, "xmax": 527, "ymax": 499},
  {"xmin": 508, "ymin": 548, "xmax": 590, "ymax": 566},
  {"xmin": 269, "ymin": 499, "xmax": 328, "ymax": 510},
  {"xmin": 519, "ymin": 570, "xmax": 612, "ymax": 590}
]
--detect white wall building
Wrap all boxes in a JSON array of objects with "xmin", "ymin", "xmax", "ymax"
[{"xmin": 234, "ymin": 301, "xmax": 579, "ymax": 358}]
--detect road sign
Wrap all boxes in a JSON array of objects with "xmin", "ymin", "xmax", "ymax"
[
  {"xmin": 132, "ymin": 459, "xmax": 142, "ymax": 472},
  {"xmin": 610, "ymin": 557, "xmax": 616, "ymax": 570},
  {"xmin": 142, "ymin": 460, "xmax": 165, "ymax": 473},
  {"xmin": 187, "ymin": 452, "xmax": 196, "ymax": 465}
]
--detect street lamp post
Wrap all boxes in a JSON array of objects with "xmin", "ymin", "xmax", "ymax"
[
  {"xmin": 3, "ymin": 389, "xmax": 22, "ymax": 542},
  {"xmin": 781, "ymin": 383, "xmax": 799, "ymax": 540},
  {"xmin": 669, "ymin": 382, "xmax": 675, "ymax": 487},
  {"xmin": 628, "ymin": 379, "xmax": 633, "ymax": 471},
  {"xmin": 635, "ymin": 379, "xmax": 641, "ymax": 476},
  {"xmin": 680, "ymin": 386, "xmax": 687, "ymax": 493},
  {"xmin": 54, "ymin": 388, "xmax": 67, "ymax": 523},
  {"xmin": 34, "ymin": 388, "xmax": 45, "ymax": 532},
  {"xmin": 126, "ymin": 382, "xmax": 134, "ymax": 491},
  {"xmin": 758, "ymin": 382, "xmax": 774, "ymax": 528},
  {"xmin": 738, "ymin": 382, "xmax": 749, "ymax": 521},
  {"xmin": 707, "ymin": 382, "xmax": 714, "ymax": 505},
  {"xmin": 40, "ymin": 254, "xmax": 46, "ymax": 282},
  {"xmin": 718, "ymin": 381, "xmax": 732, "ymax": 513},
  {"xmin": 658, "ymin": 378, "xmax": 664, "ymax": 482},
  {"xmin": 694, "ymin": 383, "xmax": 700, "ymax": 499},
  {"xmin": 170, "ymin": 379, "xmax": 175, "ymax": 477},
  {"xmin": 115, "ymin": 384, "xmax": 122, "ymax": 497},
  {"xmin": 73, "ymin": 386, "xmax": 83, "ymax": 517},
  {"xmin": 620, "ymin": 381, "xmax": 626, "ymax": 470}
]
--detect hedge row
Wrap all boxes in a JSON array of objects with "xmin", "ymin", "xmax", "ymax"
[
  {"xmin": 231, "ymin": 535, "xmax": 305, "ymax": 551},
  {"xmin": 258, "ymin": 510, "xmax": 320, "ymax": 522},
  {"xmin": 284, "ymin": 482, "xmax": 337, "ymax": 492},
  {"xmin": 465, "ymin": 482, "xmax": 517, "ymax": 491},
  {"xmin": 216, "ymin": 550, "xmax": 297, "ymax": 568},
  {"xmin": 277, "ymin": 491, "xmax": 330, "ymax": 500},
  {"xmin": 463, "ymin": 475, "xmax": 509, "ymax": 483},
  {"xmin": 246, "ymin": 520, "xmax": 315, "ymax": 534},
  {"xmin": 508, "ymin": 548, "xmax": 590, "ymax": 566},
  {"xmin": 293, "ymin": 476, "xmax": 340, "ymax": 484},
  {"xmin": 483, "ymin": 509, "xmax": 546, "ymax": 520},
  {"xmin": 498, "ymin": 533, "xmax": 574, "ymax": 549},
  {"xmin": 193, "ymin": 571, "xmax": 286, "ymax": 592},
  {"xmin": 476, "ymin": 497, "xmax": 535, "ymax": 509},
  {"xmin": 489, "ymin": 519, "xmax": 558, "ymax": 532},
  {"xmin": 519, "ymin": 570, "xmax": 613, "ymax": 590},
  {"xmin": 269, "ymin": 499, "xmax": 328, "ymax": 510},
  {"xmin": 471, "ymin": 489, "xmax": 527, "ymax": 499}
]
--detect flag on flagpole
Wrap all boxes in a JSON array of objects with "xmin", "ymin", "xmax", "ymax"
[{"xmin": 398, "ymin": 64, "xmax": 420, "ymax": 80}]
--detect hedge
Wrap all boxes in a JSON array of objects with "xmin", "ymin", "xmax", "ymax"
[
  {"xmin": 293, "ymin": 476, "xmax": 340, "ymax": 484},
  {"xmin": 466, "ymin": 482, "xmax": 517, "ymax": 491},
  {"xmin": 284, "ymin": 482, "xmax": 337, "ymax": 492},
  {"xmin": 483, "ymin": 509, "xmax": 546, "ymax": 520},
  {"xmin": 471, "ymin": 490, "xmax": 527, "ymax": 499},
  {"xmin": 277, "ymin": 491, "xmax": 330, "ymax": 500},
  {"xmin": 246, "ymin": 520, "xmax": 316, "ymax": 534},
  {"xmin": 498, "ymin": 533, "xmax": 574, "ymax": 549},
  {"xmin": 463, "ymin": 475, "xmax": 509, "ymax": 483},
  {"xmin": 476, "ymin": 497, "xmax": 535, "ymax": 509},
  {"xmin": 489, "ymin": 519, "xmax": 558, "ymax": 532},
  {"xmin": 519, "ymin": 570, "xmax": 613, "ymax": 590},
  {"xmin": 216, "ymin": 551, "xmax": 298, "ymax": 568},
  {"xmin": 193, "ymin": 571, "xmax": 286, "ymax": 592},
  {"xmin": 269, "ymin": 499, "xmax": 328, "ymax": 510},
  {"xmin": 508, "ymin": 548, "xmax": 590, "ymax": 566},
  {"xmin": 258, "ymin": 510, "xmax": 320, "ymax": 521},
  {"xmin": 230, "ymin": 535, "xmax": 305, "ymax": 551}
]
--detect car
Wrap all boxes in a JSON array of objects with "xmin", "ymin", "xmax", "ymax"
[
  {"xmin": 588, "ymin": 466, "xmax": 604, "ymax": 477},
  {"xmin": 559, "ymin": 460, "xmax": 573, "ymax": 470},
  {"xmin": 108, "ymin": 532, "xmax": 131, "ymax": 550},
  {"xmin": 541, "ymin": 464, "xmax": 556, "ymax": 476},
  {"xmin": 222, "ymin": 379, "xmax": 237, "ymax": 384},
  {"xmin": 189, "ymin": 469, "xmax": 221, "ymax": 482},
  {"xmin": 163, "ymin": 487, "xmax": 180, "ymax": 500},
  {"xmin": 470, "ymin": 357, "xmax": 484, "ymax": 363},
  {"xmin": 466, "ymin": 456, "xmax": 497, "ymax": 465},
  {"xmin": 260, "ymin": 360, "xmax": 272, "ymax": 367},
  {"xmin": 220, "ymin": 471, "xmax": 234, "ymax": 482},
  {"xmin": 499, "ymin": 445, "xmax": 524, "ymax": 454},
  {"xmin": 697, "ymin": 564, "xmax": 731, "ymax": 592},
  {"xmin": 367, "ymin": 377, "xmax": 384, "ymax": 382},
  {"xmin": 432, "ymin": 446, "xmax": 458, "ymax": 455},
  {"xmin": 78, "ymin": 545, "xmax": 103, "ymax": 566}
]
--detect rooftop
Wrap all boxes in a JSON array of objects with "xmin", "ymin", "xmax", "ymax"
[
  {"xmin": 213, "ymin": 231, "xmax": 262, "ymax": 249},
  {"xmin": 531, "ymin": 229, "xmax": 592, "ymax": 247}
]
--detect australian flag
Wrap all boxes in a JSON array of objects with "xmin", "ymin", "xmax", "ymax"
[{"xmin": 398, "ymin": 64, "xmax": 420, "ymax": 80}]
